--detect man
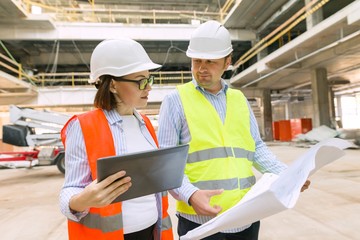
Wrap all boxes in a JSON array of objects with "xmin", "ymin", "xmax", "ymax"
[{"xmin": 157, "ymin": 20, "xmax": 310, "ymax": 240}]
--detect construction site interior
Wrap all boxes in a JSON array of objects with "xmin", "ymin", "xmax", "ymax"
[{"xmin": 0, "ymin": 0, "xmax": 359, "ymax": 239}]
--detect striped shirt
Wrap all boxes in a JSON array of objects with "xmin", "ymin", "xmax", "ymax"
[
  {"xmin": 157, "ymin": 79, "xmax": 287, "ymax": 233},
  {"xmin": 59, "ymin": 109, "xmax": 161, "ymax": 222}
]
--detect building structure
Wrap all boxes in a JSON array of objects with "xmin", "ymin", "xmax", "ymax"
[{"xmin": 0, "ymin": 0, "xmax": 360, "ymax": 141}]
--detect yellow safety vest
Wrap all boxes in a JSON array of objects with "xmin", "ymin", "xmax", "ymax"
[{"xmin": 177, "ymin": 82, "xmax": 256, "ymax": 215}]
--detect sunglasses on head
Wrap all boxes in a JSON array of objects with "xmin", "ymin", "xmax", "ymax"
[{"xmin": 112, "ymin": 75, "xmax": 154, "ymax": 90}]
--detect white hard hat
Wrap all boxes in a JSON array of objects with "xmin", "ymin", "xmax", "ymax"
[
  {"xmin": 186, "ymin": 20, "xmax": 233, "ymax": 59},
  {"xmin": 89, "ymin": 38, "xmax": 161, "ymax": 83}
]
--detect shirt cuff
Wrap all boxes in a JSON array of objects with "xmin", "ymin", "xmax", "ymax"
[
  {"xmin": 181, "ymin": 184, "xmax": 199, "ymax": 205},
  {"xmin": 68, "ymin": 208, "xmax": 89, "ymax": 222}
]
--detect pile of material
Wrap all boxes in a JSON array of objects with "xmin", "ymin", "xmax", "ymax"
[{"xmin": 293, "ymin": 125, "xmax": 360, "ymax": 148}]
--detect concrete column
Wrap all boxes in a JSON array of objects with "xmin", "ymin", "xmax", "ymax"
[
  {"xmin": 284, "ymin": 101, "xmax": 290, "ymax": 120},
  {"xmin": 262, "ymin": 88, "xmax": 273, "ymax": 141},
  {"xmin": 311, "ymin": 68, "xmax": 331, "ymax": 127},
  {"xmin": 236, "ymin": 87, "xmax": 274, "ymax": 141},
  {"xmin": 328, "ymin": 87, "xmax": 336, "ymax": 127},
  {"xmin": 305, "ymin": 0, "xmax": 324, "ymax": 29},
  {"xmin": 335, "ymin": 96, "xmax": 343, "ymax": 128}
]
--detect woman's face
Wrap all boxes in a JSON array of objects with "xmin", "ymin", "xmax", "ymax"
[{"xmin": 110, "ymin": 70, "xmax": 152, "ymax": 113}]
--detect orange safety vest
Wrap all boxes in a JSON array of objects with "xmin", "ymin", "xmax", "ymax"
[{"xmin": 61, "ymin": 109, "xmax": 173, "ymax": 240}]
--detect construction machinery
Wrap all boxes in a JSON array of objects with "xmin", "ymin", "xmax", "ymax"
[{"xmin": 1, "ymin": 105, "xmax": 71, "ymax": 173}]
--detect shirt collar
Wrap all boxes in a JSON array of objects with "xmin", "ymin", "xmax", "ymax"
[
  {"xmin": 192, "ymin": 78, "xmax": 229, "ymax": 95},
  {"xmin": 103, "ymin": 108, "xmax": 145, "ymax": 125}
]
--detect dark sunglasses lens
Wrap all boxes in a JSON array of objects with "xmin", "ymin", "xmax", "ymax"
[
  {"xmin": 148, "ymin": 76, "xmax": 154, "ymax": 85},
  {"xmin": 139, "ymin": 79, "xmax": 147, "ymax": 90},
  {"xmin": 139, "ymin": 77, "xmax": 154, "ymax": 90}
]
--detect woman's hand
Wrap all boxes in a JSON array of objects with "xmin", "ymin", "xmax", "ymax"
[{"xmin": 69, "ymin": 171, "xmax": 131, "ymax": 212}]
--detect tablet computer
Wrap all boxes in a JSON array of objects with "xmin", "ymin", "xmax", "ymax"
[{"xmin": 97, "ymin": 144, "xmax": 189, "ymax": 202}]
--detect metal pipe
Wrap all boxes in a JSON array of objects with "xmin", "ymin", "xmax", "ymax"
[{"xmin": 233, "ymin": 0, "xmax": 324, "ymax": 68}]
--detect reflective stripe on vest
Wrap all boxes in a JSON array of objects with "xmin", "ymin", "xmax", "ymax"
[
  {"xmin": 61, "ymin": 109, "xmax": 173, "ymax": 240},
  {"xmin": 192, "ymin": 175, "xmax": 256, "ymax": 191},
  {"xmin": 176, "ymin": 82, "xmax": 256, "ymax": 215},
  {"xmin": 74, "ymin": 211, "xmax": 123, "ymax": 233},
  {"xmin": 187, "ymin": 146, "xmax": 255, "ymax": 163},
  {"xmin": 161, "ymin": 216, "xmax": 172, "ymax": 231}
]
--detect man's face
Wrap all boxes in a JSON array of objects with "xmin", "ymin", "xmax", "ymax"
[{"xmin": 191, "ymin": 56, "xmax": 231, "ymax": 94}]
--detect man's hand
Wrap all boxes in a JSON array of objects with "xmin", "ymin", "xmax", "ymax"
[
  {"xmin": 301, "ymin": 179, "xmax": 311, "ymax": 192},
  {"xmin": 188, "ymin": 189, "xmax": 223, "ymax": 216}
]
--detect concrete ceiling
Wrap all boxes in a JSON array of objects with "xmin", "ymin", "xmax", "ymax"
[
  {"xmin": 0, "ymin": 0, "xmax": 359, "ymax": 101},
  {"xmin": 229, "ymin": 0, "xmax": 360, "ymax": 95}
]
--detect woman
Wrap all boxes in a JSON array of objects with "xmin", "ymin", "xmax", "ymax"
[{"xmin": 59, "ymin": 38, "xmax": 173, "ymax": 240}]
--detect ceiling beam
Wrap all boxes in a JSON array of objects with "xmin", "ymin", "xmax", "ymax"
[{"xmin": 0, "ymin": 22, "xmax": 255, "ymax": 41}]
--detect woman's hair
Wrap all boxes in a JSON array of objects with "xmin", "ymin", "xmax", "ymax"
[{"xmin": 93, "ymin": 75, "xmax": 117, "ymax": 110}]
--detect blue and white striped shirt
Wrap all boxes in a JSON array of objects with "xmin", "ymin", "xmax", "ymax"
[{"xmin": 157, "ymin": 79, "xmax": 287, "ymax": 233}]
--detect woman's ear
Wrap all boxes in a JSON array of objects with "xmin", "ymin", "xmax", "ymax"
[
  {"xmin": 110, "ymin": 80, "xmax": 117, "ymax": 93},
  {"xmin": 225, "ymin": 56, "xmax": 232, "ymax": 68}
]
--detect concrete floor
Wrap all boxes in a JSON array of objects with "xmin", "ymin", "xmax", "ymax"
[{"xmin": 0, "ymin": 144, "xmax": 359, "ymax": 240}]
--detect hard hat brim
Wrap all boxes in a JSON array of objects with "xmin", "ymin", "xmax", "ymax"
[
  {"xmin": 89, "ymin": 62, "xmax": 161, "ymax": 83},
  {"xmin": 186, "ymin": 48, "xmax": 233, "ymax": 60}
]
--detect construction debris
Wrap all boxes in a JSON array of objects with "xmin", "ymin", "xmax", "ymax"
[{"xmin": 293, "ymin": 125, "xmax": 360, "ymax": 148}]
